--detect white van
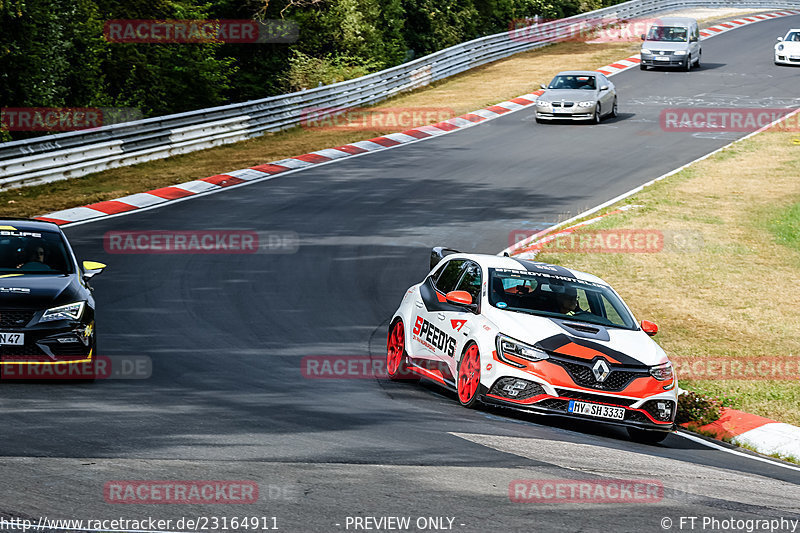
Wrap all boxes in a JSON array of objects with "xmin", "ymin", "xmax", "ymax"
[{"xmin": 640, "ymin": 17, "xmax": 701, "ymax": 71}]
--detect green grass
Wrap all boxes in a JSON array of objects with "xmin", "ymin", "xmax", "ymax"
[{"xmin": 767, "ymin": 201, "xmax": 800, "ymax": 252}]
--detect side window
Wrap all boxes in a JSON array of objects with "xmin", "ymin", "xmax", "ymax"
[
  {"xmin": 454, "ymin": 261, "xmax": 482, "ymax": 302},
  {"xmin": 434, "ymin": 260, "xmax": 465, "ymax": 293}
]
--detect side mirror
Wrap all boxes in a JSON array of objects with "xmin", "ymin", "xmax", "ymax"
[
  {"xmin": 446, "ymin": 290, "xmax": 473, "ymax": 306},
  {"xmin": 82, "ymin": 260, "xmax": 106, "ymax": 280},
  {"xmin": 540, "ymin": 84, "xmax": 546, "ymax": 89},
  {"xmin": 600, "ymin": 85, "xmax": 609, "ymax": 91},
  {"xmin": 641, "ymin": 320, "xmax": 658, "ymax": 336},
  {"xmin": 777, "ymin": 37, "xmax": 783, "ymax": 42}
]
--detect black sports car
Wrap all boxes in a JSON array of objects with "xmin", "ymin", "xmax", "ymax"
[{"xmin": 0, "ymin": 219, "xmax": 105, "ymax": 377}]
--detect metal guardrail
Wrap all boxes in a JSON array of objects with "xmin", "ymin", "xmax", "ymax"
[{"xmin": 1, "ymin": 0, "xmax": 796, "ymax": 190}]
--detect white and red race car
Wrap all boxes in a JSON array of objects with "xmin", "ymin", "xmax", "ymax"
[{"xmin": 387, "ymin": 248, "xmax": 677, "ymax": 443}]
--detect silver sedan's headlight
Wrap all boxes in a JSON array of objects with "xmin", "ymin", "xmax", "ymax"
[
  {"xmin": 577, "ymin": 101, "xmax": 595, "ymax": 108},
  {"xmin": 674, "ymin": 50, "xmax": 687, "ymax": 56},
  {"xmin": 641, "ymin": 48, "xmax": 651, "ymax": 54},
  {"xmin": 536, "ymin": 100, "xmax": 550, "ymax": 107},
  {"xmin": 496, "ymin": 334, "xmax": 549, "ymax": 367},
  {"xmin": 40, "ymin": 301, "xmax": 85, "ymax": 322}
]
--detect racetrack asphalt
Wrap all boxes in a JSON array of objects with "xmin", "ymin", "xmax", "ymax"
[{"xmin": 1, "ymin": 13, "xmax": 799, "ymax": 533}]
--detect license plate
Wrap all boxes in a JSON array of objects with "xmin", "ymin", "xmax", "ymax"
[
  {"xmin": 555, "ymin": 110, "xmax": 572, "ymax": 115},
  {"xmin": 654, "ymin": 56, "xmax": 670, "ymax": 61},
  {"xmin": 0, "ymin": 332, "xmax": 24, "ymax": 345},
  {"xmin": 568, "ymin": 400, "xmax": 625, "ymax": 420}
]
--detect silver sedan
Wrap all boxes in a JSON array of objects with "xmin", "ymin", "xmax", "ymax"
[{"xmin": 534, "ymin": 71, "xmax": 618, "ymax": 124}]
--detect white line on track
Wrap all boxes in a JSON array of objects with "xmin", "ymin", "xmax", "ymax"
[{"xmin": 675, "ymin": 430, "xmax": 800, "ymax": 473}]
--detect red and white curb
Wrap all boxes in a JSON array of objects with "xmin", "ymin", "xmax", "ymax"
[
  {"xmin": 36, "ymin": 8, "xmax": 800, "ymax": 228},
  {"xmin": 681, "ymin": 408, "xmax": 800, "ymax": 462}
]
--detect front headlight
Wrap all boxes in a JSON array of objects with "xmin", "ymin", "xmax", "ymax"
[
  {"xmin": 641, "ymin": 48, "xmax": 651, "ymax": 54},
  {"xmin": 778, "ymin": 44, "xmax": 784, "ymax": 51},
  {"xmin": 650, "ymin": 362, "xmax": 674, "ymax": 381},
  {"xmin": 496, "ymin": 334, "xmax": 549, "ymax": 367},
  {"xmin": 577, "ymin": 101, "xmax": 595, "ymax": 108},
  {"xmin": 536, "ymin": 100, "xmax": 550, "ymax": 107},
  {"xmin": 673, "ymin": 50, "xmax": 687, "ymax": 56},
  {"xmin": 40, "ymin": 301, "xmax": 85, "ymax": 322}
]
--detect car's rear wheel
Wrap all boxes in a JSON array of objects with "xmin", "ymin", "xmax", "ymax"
[
  {"xmin": 386, "ymin": 319, "xmax": 417, "ymax": 381},
  {"xmin": 457, "ymin": 343, "xmax": 482, "ymax": 408},
  {"xmin": 627, "ymin": 427, "xmax": 670, "ymax": 444},
  {"xmin": 610, "ymin": 97, "xmax": 618, "ymax": 118},
  {"xmin": 695, "ymin": 51, "xmax": 701, "ymax": 68}
]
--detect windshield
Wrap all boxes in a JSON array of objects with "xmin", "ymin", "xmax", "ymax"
[
  {"xmin": 646, "ymin": 25, "xmax": 688, "ymax": 42},
  {"xmin": 548, "ymin": 75, "xmax": 596, "ymax": 90},
  {"xmin": 489, "ymin": 269, "xmax": 636, "ymax": 329},
  {"xmin": 785, "ymin": 31, "xmax": 800, "ymax": 41},
  {"xmin": 0, "ymin": 230, "xmax": 73, "ymax": 274}
]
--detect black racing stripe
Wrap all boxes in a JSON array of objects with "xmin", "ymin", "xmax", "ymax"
[
  {"xmin": 511, "ymin": 258, "xmax": 577, "ymax": 278},
  {"xmin": 535, "ymin": 333, "xmax": 644, "ymax": 366},
  {"xmin": 419, "ymin": 278, "xmax": 466, "ymax": 313}
]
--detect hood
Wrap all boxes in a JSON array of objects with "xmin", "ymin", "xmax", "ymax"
[
  {"xmin": 0, "ymin": 274, "xmax": 80, "ymax": 309},
  {"xmin": 540, "ymin": 89, "xmax": 596, "ymax": 102},
  {"xmin": 486, "ymin": 308, "xmax": 668, "ymax": 367},
  {"xmin": 642, "ymin": 40, "xmax": 689, "ymax": 51}
]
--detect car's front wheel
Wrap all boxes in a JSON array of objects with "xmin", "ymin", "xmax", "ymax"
[
  {"xmin": 457, "ymin": 342, "xmax": 482, "ymax": 408},
  {"xmin": 627, "ymin": 427, "xmax": 670, "ymax": 444},
  {"xmin": 387, "ymin": 319, "xmax": 418, "ymax": 381},
  {"xmin": 640, "ymin": 62, "xmax": 647, "ymax": 70},
  {"xmin": 592, "ymin": 106, "xmax": 601, "ymax": 124},
  {"xmin": 684, "ymin": 56, "xmax": 692, "ymax": 71}
]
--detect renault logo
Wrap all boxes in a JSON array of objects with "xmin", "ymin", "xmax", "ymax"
[{"xmin": 592, "ymin": 359, "xmax": 610, "ymax": 382}]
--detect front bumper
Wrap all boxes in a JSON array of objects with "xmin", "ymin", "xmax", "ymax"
[
  {"xmin": 535, "ymin": 106, "xmax": 595, "ymax": 121},
  {"xmin": 483, "ymin": 387, "xmax": 675, "ymax": 432},
  {"xmin": 641, "ymin": 55, "xmax": 688, "ymax": 67},
  {"xmin": 775, "ymin": 53, "xmax": 800, "ymax": 64},
  {"xmin": 481, "ymin": 354, "xmax": 677, "ymax": 431},
  {"xmin": 0, "ymin": 311, "xmax": 94, "ymax": 364}
]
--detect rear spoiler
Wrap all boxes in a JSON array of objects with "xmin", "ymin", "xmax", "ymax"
[{"xmin": 430, "ymin": 247, "xmax": 460, "ymax": 271}]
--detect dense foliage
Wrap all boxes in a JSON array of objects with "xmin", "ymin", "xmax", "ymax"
[{"xmin": 1, "ymin": 0, "xmax": 626, "ymax": 139}]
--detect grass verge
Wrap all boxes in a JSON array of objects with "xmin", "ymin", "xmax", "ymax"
[{"xmin": 533, "ymin": 121, "xmax": 800, "ymax": 426}]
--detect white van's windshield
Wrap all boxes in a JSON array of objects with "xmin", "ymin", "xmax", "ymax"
[{"xmin": 646, "ymin": 25, "xmax": 688, "ymax": 42}]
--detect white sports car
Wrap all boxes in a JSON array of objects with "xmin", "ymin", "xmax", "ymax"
[
  {"xmin": 387, "ymin": 249, "xmax": 677, "ymax": 444},
  {"xmin": 775, "ymin": 29, "xmax": 800, "ymax": 65}
]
